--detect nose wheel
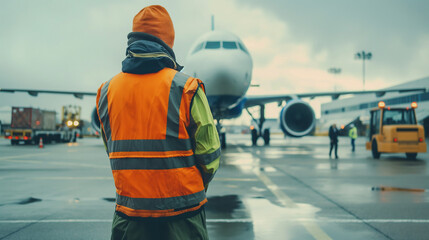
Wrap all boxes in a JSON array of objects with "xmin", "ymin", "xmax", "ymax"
[
  {"xmin": 247, "ymin": 105, "xmax": 270, "ymax": 146},
  {"xmin": 251, "ymin": 128, "xmax": 270, "ymax": 146}
]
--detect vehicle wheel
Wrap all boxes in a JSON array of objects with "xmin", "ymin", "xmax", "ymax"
[
  {"xmin": 263, "ymin": 129, "xmax": 270, "ymax": 145},
  {"xmin": 220, "ymin": 132, "xmax": 226, "ymax": 149},
  {"xmin": 251, "ymin": 129, "xmax": 258, "ymax": 146},
  {"xmin": 372, "ymin": 140, "xmax": 380, "ymax": 159},
  {"xmin": 406, "ymin": 153, "xmax": 417, "ymax": 160}
]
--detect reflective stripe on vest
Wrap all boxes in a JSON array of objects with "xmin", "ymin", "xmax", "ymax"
[
  {"xmin": 97, "ymin": 68, "xmax": 206, "ymax": 218},
  {"xmin": 98, "ymin": 71, "xmax": 192, "ymax": 156}
]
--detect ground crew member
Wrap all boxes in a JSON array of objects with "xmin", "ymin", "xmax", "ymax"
[
  {"xmin": 96, "ymin": 5, "xmax": 220, "ymax": 240},
  {"xmin": 329, "ymin": 124, "xmax": 339, "ymax": 159},
  {"xmin": 349, "ymin": 124, "xmax": 358, "ymax": 152}
]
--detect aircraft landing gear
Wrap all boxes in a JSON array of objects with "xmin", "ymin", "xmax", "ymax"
[
  {"xmin": 263, "ymin": 129, "xmax": 270, "ymax": 145},
  {"xmin": 220, "ymin": 132, "xmax": 226, "ymax": 149},
  {"xmin": 247, "ymin": 105, "xmax": 270, "ymax": 146},
  {"xmin": 216, "ymin": 119, "xmax": 227, "ymax": 149},
  {"xmin": 251, "ymin": 128, "xmax": 258, "ymax": 146}
]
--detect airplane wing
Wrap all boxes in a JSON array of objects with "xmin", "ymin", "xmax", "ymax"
[
  {"xmin": 244, "ymin": 88, "xmax": 427, "ymax": 108},
  {"xmin": 0, "ymin": 88, "xmax": 96, "ymax": 99},
  {"xmin": 2, "ymin": 87, "xmax": 426, "ymax": 106}
]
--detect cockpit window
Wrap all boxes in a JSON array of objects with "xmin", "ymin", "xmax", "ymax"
[
  {"xmin": 238, "ymin": 42, "xmax": 249, "ymax": 54},
  {"xmin": 223, "ymin": 41, "xmax": 237, "ymax": 49},
  {"xmin": 192, "ymin": 42, "xmax": 204, "ymax": 54},
  {"xmin": 205, "ymin": 41, "xmax": 221, "ymax": 49}
]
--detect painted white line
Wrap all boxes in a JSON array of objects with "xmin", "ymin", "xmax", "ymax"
[
  {"xmin": 0, "ymin": 219, "xmax": 112, "ymax": 223},
  {"xmin": 207, "ymin": 218, "xmax": 252, "ymax": 223},
  {"xmin": 237, "ymin": 147, "xmax": 245, "ymax": 153},
  {"xmin": 0, "ymin": 157, "xmax": 109, "ymax": 169},
  {"xmin": 310, "ymin": 219, "xmax": 429, "ymax": 223},
  {"xmin": 215, "ymin": 178, "xmax": 258, "ymax": 182},
  {"xmin": 0, "ymin": 219, "xmax": 252, "ymax": 224},
  {"xmin": 1, "ymin": 218, "xmax": 428, "ymax": 224},
  {"xmin": 253, "ymin": 168, "xmax": 332, "ymax": 240},
  {"xmin": 0, "ymin": 176, "xmax": 113, "ymax": 180},
  {"xmin": 0, "ymin": 153, "xmax": 49, "ymax": 161},
  {"xmin": 31, "ymin": 177, "xmax": 112, "ymax": 180}
]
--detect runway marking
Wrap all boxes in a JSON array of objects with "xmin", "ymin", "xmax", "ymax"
[
  {"xmin": 0, "ymin": 219, "xmax": 253, "ymax": 224},
  {"xmin": 0, "ymin": 176, "xmax": 113, "ymax": 180},
  {"xmin": 0, "ymin": 153, "xmax": 50, "ymax": 161},
  {"xmin": 237, "ymin": 146, "xmax": 245, "ymax": 153},
  {"xmin": 254, "ymin": 168, "xmax": 332, "ymax": 240},
  {"xmin": 2, "ymin": 218, "xmax": 429, "ymax": 224},
  {"xmin": 0, "ymin": 155, "xmax": 109, "ymax": 169},
  {"xmin": 32, "ymin": 176, "xmax": 112, "ymax": 180},
  {"xmin": 215, "ymin": 178, "xmax": 258, "ymax": 182}
]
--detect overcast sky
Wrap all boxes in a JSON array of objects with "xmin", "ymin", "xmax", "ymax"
[{"xmin": 1, "ymin": 0, "xmax": 428, "ymax": 124}]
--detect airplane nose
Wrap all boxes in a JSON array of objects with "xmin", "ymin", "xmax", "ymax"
[
  {"xmin": 203, "ymin": 60, "xmax": 250, "ymax": 97},
  {"xmin": 213, "ymin": 66, "xmax": 236, "ymax": 85}
]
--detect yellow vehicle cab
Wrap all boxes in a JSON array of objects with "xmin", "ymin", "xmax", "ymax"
[{"xmin": 366, "ymin": 101, "xmax": 426, "ymax": 159}]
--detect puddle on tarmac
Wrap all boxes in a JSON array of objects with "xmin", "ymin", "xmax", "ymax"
[
  {"xmin": 18, "ymin": 197, "xmax": 42, "ymax": 205},
  {"xmin": 103, "ymin": 197, "xmax": 116, "ymax": 202},
  {"xmin": 260, "ymin": 148, "xmax": 313, "ymax": 156},
  {"xmin": 245, "ymin": 197, "xmax": 322, "ymax": 239},
  {"xmin": 206, "ymin": 195, "xmax": 242, "ymax": 213},
  {"xmin": 315, "ymin": 162, "xmax": 365, "ymax": 170},
  {"xmin": 206, "ymin": 195, "xmax": 323, "ymax": 239},
  {"xmin": 259, "ymin": 166, "xmax": 277, "ymax": 172},
  {"xmin": 223, "ymin": 153, "xmax": 253, "ymax": 159},
  {"xmin": 206, "ymin": 195, "xmax": 255, "ymax": 239}
]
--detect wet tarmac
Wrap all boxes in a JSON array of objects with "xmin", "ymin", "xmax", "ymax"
[{"xmin": 1, "ymin": 135, "xmax": 429, "ymax": 239}]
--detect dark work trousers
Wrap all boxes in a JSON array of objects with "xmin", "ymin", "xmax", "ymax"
[
  {"xmin": 111, "ymin": 208, "xmax": 208, "ymax": 240},
  {"xmin": 329, "ymin": 140, "xmax": 338, "ymax": 158},
  {"xmin": 351, "ymin": 139, "xmax": 355, "ymax": 152}
]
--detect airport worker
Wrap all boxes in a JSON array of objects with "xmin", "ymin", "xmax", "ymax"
[
  {"xmin": 96, "ymin": 5, "xmax": 220, "ymax": 240},
  {"xmin": 348, "ymin": 124, "xmax": 358, "ymax": 152},
  {"xmin": 329, "ymin": 124, "xmax": 339, "ymax": 159}
]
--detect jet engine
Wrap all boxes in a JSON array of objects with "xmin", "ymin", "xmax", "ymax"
[
  {"xmin": 279, "ymin": 99, "xmax": 315, "ymax": 137},
  {"xmin": 91, "ymin": 107, "xmax": 101, "ymax": 133}
]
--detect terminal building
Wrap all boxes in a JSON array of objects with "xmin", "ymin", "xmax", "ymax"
[{"xmin": 319, "ymin": 77, "xmax": 429, "ymax": 136}]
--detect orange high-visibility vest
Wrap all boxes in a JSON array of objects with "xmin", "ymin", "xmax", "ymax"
[{"xmin": 96, "ymin": 68, "xmax": 206, "ymax": 218}]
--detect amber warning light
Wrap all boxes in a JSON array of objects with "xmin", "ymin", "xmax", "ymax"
[
  {"xmin": 411, "ymin": 102, "xmax": 418, "ymax": 109},
  {"xmin": 378, "ymin": 101, "xmax": 386, "ymax": 108}
]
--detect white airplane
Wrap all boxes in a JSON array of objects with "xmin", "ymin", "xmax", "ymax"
[{"xmin": 1, "ymin": 30, "xmax": 426, "ymax": 148}]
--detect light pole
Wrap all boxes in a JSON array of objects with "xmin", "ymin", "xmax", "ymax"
[
  {"xmin": 328, "ymin": 68, "xmax": 341, "ymax": 91},
  {"xmin": 355, "ymin": 51, "xmax": 372, "ymax": 90}
]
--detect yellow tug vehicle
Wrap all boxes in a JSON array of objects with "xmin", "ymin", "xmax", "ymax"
[{"xmin": 366, "ymin": 101, "xmax": 426, "ymax": 159}]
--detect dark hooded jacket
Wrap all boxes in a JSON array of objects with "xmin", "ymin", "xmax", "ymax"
[{"xmin": 122, "ymin": 32, "xmax": 183, "ymax": 75}]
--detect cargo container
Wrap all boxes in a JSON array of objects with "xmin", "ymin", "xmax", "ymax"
[{"xmin": 4, "ymin": 107, "xmax": 77, "ymax": 145}]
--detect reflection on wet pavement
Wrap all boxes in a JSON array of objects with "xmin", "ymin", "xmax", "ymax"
[
  {"xmin": 206, "ymin": 195, "xmax": 254, "ymax": 239},
  {"xmin": 18, "ymin": 197, "xmax": 42, "ymax": 205},
  {"xmin": 246, "ymin": 198, "xmax": 322, "ymax": 239}
]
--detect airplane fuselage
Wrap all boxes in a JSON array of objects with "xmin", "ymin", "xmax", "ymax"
[{"xmin": 183, "ymin": 31, "xmax": 253, "ymax": 119}]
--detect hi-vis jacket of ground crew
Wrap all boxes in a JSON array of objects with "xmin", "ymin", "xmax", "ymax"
[
  {"xmin": 349, "ymin": 126, "xmax": 358, "ymax": 139},
  {"xmin": 96, "ymin": 34, "xmax": 220, "ymax": 219}
]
